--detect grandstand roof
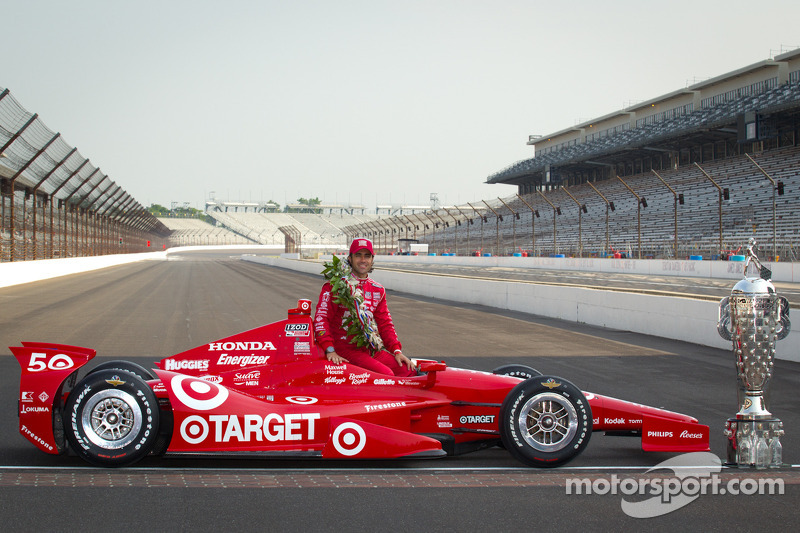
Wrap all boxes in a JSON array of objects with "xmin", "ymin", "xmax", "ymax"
[{"xmin": 487, "ymin": 49, "xmax": 800, "ymax": 189}]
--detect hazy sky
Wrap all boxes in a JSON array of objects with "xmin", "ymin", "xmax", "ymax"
[{"xmin": 3, "ymin": 1, "xmax": 799, "ymax": 210}]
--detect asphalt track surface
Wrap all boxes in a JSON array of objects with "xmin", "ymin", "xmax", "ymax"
[{"xmin": 1, "ymin": 251, "xmax": 799, "ymax": 530}]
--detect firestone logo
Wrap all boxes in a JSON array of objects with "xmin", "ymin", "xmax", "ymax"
[{"xmin": 208, "ymin": 341, "xmax": 277, "ymax": 351}]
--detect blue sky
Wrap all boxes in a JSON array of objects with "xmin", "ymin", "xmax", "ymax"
[{"xmin": 3, "ymin": 0, "xmax": 799, "ymax": 209}]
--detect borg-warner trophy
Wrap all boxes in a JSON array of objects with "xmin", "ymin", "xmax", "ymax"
[{"xmin": 718, "ymin": 239, "xmax": 791, "ymax": 467}]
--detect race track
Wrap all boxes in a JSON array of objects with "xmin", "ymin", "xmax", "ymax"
[{"xmin": 1, "ymin": 252, "xmax": 798, "ymax": 530}]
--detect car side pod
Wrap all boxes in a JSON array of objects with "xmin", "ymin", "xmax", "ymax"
[
  {"xmin": 11, "ymin": 343, "xmax": 97, "ymax": 454},
  {"xmin": 322, "ymin": 417, "xmax": 446, "ymax": 459}
]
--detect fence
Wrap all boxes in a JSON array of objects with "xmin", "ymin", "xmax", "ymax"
[{"xmin": 0, "ymin": 87, "xmax": 169, "ymax": 262}]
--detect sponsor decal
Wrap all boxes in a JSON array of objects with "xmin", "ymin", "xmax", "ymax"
[
  {"xmin": 593, "ymin": 417, "xmax": 600, "ymax": 426},
  {"xmin": 324, "ymin": 376, "xmax": 346, "ymax": 384},
  {"xmin": 285, "ymin": 323, "xmax": 310, "ymax": 337},
  {"xmin": 647, "ymin": 431, "xmax": 673, "ymax": 438},
  {"xmin": 27, "ymin": 352, "xmax": 74, "ymax": 372},
  {"xmin": 459, "ymin": 415, "xmax": 496, "ymax": 424},
  {"xmin": 171, "ymin": 375, "xmax": 229, "ymax": 411},
  {"xmin": 233, "ymin": 371, "xmax": 260, "ymax": 386},
  {"xmin": 373, "ymin": 378, "xmax": 395, "ymax": 385},
  {"xmin": 164, "ymin": 359, "xmax": 210, "ymax": 372},
  {"xmin": 39, "ymin": 392, "xmax": 49, "ymax": 403},
  {"xmin": 105, "ymin": 375, "xmax": 126, "ymax": 386},
  {"xmin": 541, "ymin": 378, "xmax": 561, "ymax": 389},
  {"xmin": 200, "ymin": 375, "xmax": 223, "ymax": 384},
  {"xmin": 20, "ymin": 424, "xmax": 54, "ymax": 451},
  {"xmin": 332, "ymin": 422, "xmax": 366, "ymax": 456},
  {"xmin": 348, "ymin": 372, "xmax": 370, "ymax": 385},
  {"xmin": 325, "ymin": 365, "xmax": 345, "ymax": 375},
  {"xmin": 294, "ymin": 342, "xmax": 311, "ymax": 354},
  {"xmin": 208, "ymin": 341, "xmax": 277, "ymax": 351},
  {"xmin": 438, "ymin": 421, "xmax": 453, "ymax": 428},
  {"xmin": 20, "ymin": 405, "xmax": 51, "ymax": 414},
  {"xmin": 680, "ymin": 430, "xmax": 704, "ymax": 439},
  {"xmin": 179, "ymin": 412, "xmax": 320, "ymax": 444},
  {"xmin": 286, "ymin": 396, "xmax": 318, "ymax": 405},
  {"xmin": 21, "ymin": 392, "xmax": 33, "ymax": 402},
  {"xmin": 365, "ymin": 401, "xmax": 407, "ymax": 412},
  {"xmin": 217, "ymin": 354, "xmax": 270, "ymax": 367},
  {"xmin": 605, "ymin": 417, "xmax": 625, "ymax": 425}
]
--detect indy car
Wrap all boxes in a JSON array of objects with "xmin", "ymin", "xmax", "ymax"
[{"xmin": 12, "ymin": 299, "xmax": 710, "ymax": 468}]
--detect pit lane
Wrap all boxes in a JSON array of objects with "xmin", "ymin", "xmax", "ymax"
[{"xmin": 1, "ymin": 251, "xmax": 799, "ymax": 529}]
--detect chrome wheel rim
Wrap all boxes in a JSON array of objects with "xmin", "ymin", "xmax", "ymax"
[
  {"xmin": 81, "ymin": 390, "xmax": 141, "ymax": 449},
  {"xmin": 517, "ymin": 392, "xmax": 578, "ymax": 452}
]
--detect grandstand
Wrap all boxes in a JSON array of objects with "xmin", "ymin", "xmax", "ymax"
[
  {"xmin": 158, "ymin": 217, "xmax": 255, "ymax": 246},
  {"xmin": 190, "ymin": 49, "xmax": 800, "ymax": 261}
]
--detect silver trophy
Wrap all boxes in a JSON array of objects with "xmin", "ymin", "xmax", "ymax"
[{"xmin": 718, "ymin": 239, "xmax": 790, "ymax": 467}]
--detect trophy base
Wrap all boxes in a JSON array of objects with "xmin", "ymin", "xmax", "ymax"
[{"xmin": 724, "ymin": 417, "xmax": 783, "ymax": 468}]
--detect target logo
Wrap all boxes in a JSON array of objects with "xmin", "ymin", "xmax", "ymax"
[
  {"xmin": 286, "ymin": 396, "xmax": 318, "ymax": 405},
  {"xmin": 180, "ymin": 415, "xmax": 209, "ymax": 444},
  {"xmin": 332, "ymin": 422, "xmax": 366, "ymax": 456},
  {"xmin": 299, "ymin": 300, "xmax": 311, "ymax": 312},
  {"xmin": 171, "ymin": 375, "xmax": 229, "ymax": 410}
]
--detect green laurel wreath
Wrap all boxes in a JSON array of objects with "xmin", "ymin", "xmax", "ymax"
[{"xmin": 321, "ymin": 255, "xmax": 384, "ymax": 354}]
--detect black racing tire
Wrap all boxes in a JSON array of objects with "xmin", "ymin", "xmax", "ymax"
[
  {"xmin": 499, "ymin": 375, "xmax": 592, "ymax": 468},
  {"xmin": 87, "ymin": 360, "xmax": 155, "ymax": 381},
  {"xmin": 64, "ymin": 369, "xmax": 160, "ymax": 467},
  {"xmin": 492, "ymin": 364, "xmax": 542, "ymax": 380}
]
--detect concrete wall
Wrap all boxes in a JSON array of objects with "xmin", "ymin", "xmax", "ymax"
[
  {"xmin": 370, "ymin": 254, "xmax": 799, "ymax": 283},
  {"xmin": 0, "ymin": 252, "xmax": 167, "ymax": 289},
  {"xmin": 245, "ymin": 255, "xmax": 800, "ymax": 363}
]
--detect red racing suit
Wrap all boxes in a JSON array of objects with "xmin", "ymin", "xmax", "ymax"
[{"xmin": 314, "ymin": 276, "xmax": 410, "ymax": 375}]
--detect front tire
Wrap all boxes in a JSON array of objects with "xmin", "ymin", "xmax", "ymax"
[
  {"xmin": 64, "ymin": 369, "xmax": 159, "ymax": 467},
  {"xmin": 492, "ymin": 364, "xmax": 542, "ymax": 379},
  {"xmin": 499, "ymin": 375, "xmax": 592, "ymax": 468}
]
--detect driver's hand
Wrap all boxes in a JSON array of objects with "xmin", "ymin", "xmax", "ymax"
[
  {"xmin": 393, "ymin": 350, "xmax": 416, "ymax": 370},
  {"xmin": 326, "ymin": 350, "xmax": 347, "ymax": 365}
]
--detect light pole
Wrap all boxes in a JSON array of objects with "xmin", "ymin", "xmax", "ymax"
[
  {"xmin": 467, "ymin": 202, "xmax": 487, "ymax": 254},
  {"xmin": 694, "ymin": 162, "xmax": 726, "ymax": 258},
  {"xmin": 441, "ymin": 207, "xmax": 460, "ymax": 255},
  {"xmin": 482, "ymin": 200, "xmax": 503, "ymax": 256},
  {"xmin": 616, "ymin": 175, "xmax": 647, "ymax": 259},
  {"xmin": 651, "ymin": 169, "xmax": 683, "ymax": 259},
  {"xmin": 516, "ymin": 193, "xmax": 539, "ymax": 256},
  {"xmin": 561, "ymin": 188, "xmax": 587, "ymax": 257},
  {"xmin": 497, "ymin": 197, "xmax": 520, "ymax": 254},
  {"xmin": 536, "ymin": 190, "xmax": 559, "ymax": 255},
  {"xmin": 586, "ymin": 182, "xmax": 614, "ymax": 257},
  {"xmin": 745, "ymin": 153, "xmax": 780, "ymax": 260}
]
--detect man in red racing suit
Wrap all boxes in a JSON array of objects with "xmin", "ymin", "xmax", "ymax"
[{"xmin": 314, "ymin": 238, "xmax": 416, "ymax": 377}]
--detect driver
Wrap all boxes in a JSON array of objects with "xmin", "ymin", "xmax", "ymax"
[{"xmin": 314, "ymin": 238, "xmax": 417, "ymax": 377}]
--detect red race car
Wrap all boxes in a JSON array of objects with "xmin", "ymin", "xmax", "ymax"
[{"xmin": 12, "ymin": 299, "xmax": 710, "ymax": 468}]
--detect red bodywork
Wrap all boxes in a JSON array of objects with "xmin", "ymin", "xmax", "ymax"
[{"xmin": 12, "ymin": 299, "xmax": 710, "ymax": 463}]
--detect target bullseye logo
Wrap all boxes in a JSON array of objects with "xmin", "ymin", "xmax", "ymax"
[
  {"xmin": 171, "ymin": 375, "xmax": 229, "ymax": 410},
  {"xmin": 300, "ymin": 300, "xmax": 311, "ymax": 311},
  {"xmin": 180, "ymin": 415, "xmax": 209, "ymax": 444},
  {"xmin": 332, "ymin": 422, "xmax": 366, "ymax": 456},
  {"xmin": 286, "ymin": 396, "xmax": 318, "ymax": 405}
]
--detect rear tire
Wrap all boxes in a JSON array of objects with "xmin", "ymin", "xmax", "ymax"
[
  {"xmin": 64, "ymin": 369, "xmax": 159, "ymax": 467},
  {"xmin": 499, "ymin": 375, "xmax": 591, "ymax": 468},
  {"xmin": 88, "ymin": 360, "xmax": 155, "ymax": 381}
]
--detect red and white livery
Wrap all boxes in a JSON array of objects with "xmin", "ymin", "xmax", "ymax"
[{"xmin": 12, "ymin": 299, "xmax": 710, "ymax": 467}]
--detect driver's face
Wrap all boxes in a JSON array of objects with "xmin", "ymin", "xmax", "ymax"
[{"xmin": 350, "ymin": 250, "xmax": 374, "ymax": 278}]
